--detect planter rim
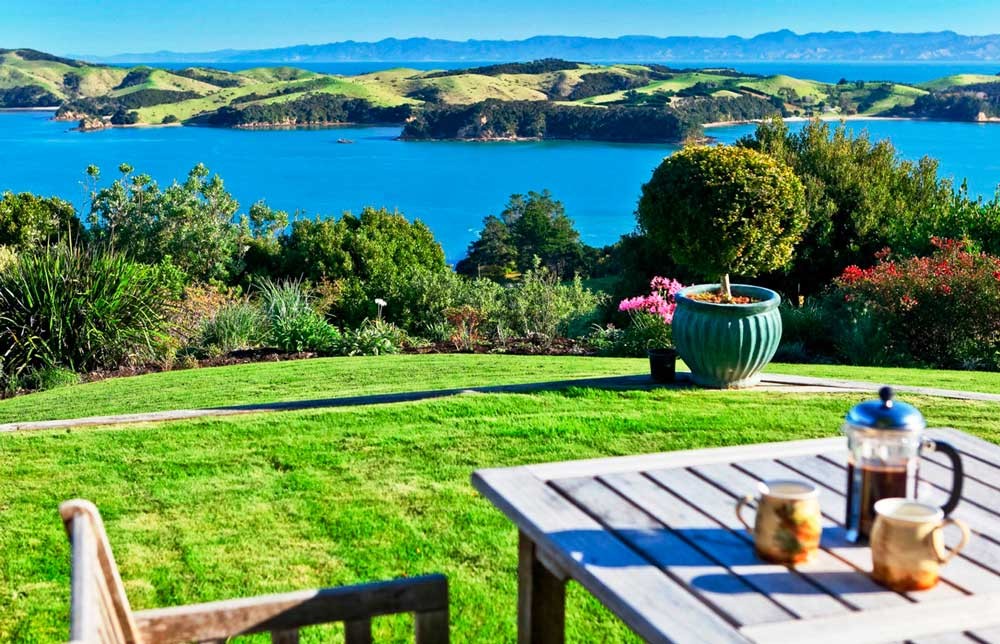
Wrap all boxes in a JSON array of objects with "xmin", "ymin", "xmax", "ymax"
[
  {"xmin": 677, "ymin": 283, "xmax": 781, "ymax": 316},
  {"xmin": 647, "ymin": 347, "xmax": 677, "ymax": 357}
]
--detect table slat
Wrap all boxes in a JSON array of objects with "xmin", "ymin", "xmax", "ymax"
[
  {"xmin": 472, "ymin": 466, "xmax": 746, "ymax": 643},
  {"xmin": 552, "ymin": 475, "xmax": 794, "ymax": 628},
  {"xmin": 782, "ymin": 454, "xmax": 1000, "ymax": 593},
  {"xmin": 526, "ymin": 437, "xmax": 844, "ymax": 481},
  {"xmin": 929, "ymin": 429, "xmax": 1000, "ymax": 473},
  {"xmin": 919, "ymin": 457, "xmax": 1000, "ymax": 513},
  {"xmin": 733, "ymin": 457, "xmax": 964, "ymax": 602},
  {"xmin": 690, "ymin": 462, "xmax": 926, "ymax": 610},
  {"xmin": 738, "ymin": 593, "xmax": 1000, "ymax": 644},
  {"xmin": 637, "ymin": 466, "xmax": 856, "ymax": 618},
  {"xmin": 812, "ymin": 452, "xmax": 1000, "ymax": 577}
]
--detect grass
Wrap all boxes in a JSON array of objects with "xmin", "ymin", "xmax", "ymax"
[
  {"xmin": 2, "ymin": 375, "xmax": 997, "ymax": 642},
  {"xmin": 859, "ymin": 83, "xmax": 927, "ymax": 115},
  {"xmin": 0, "ymin": 355, "xmax": 646, "ymax": 424},
  {"xmin": 764, "ymin": 362, "xmax": 1000, "ymax": 394},
  {"xmin": 2, "ymin": 354, "xmax": 999, "ymax": 425},
  {"xmin": 740, "ymin": 75, "xmax": 829, "ymax": 101},
  {"xmin": 918, "ymin": 74, "xmax": 1000, "ymax": 91}
]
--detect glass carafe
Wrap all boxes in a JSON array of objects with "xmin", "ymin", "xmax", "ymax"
[{"xmin": 842, "ymin": 387, "xmax": 964, "ymax": 543}]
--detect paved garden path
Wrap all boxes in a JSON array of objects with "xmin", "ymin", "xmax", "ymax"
[{"xmin": 2, "ymin": 372, "xmax": 998, "ymax": 434}]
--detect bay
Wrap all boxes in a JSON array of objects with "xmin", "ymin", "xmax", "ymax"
[{"xmin": 2, "ymin": 111, "xmax": 999, "ymax": 262}]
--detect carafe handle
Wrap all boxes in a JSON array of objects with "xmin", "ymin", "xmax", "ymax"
[{"xmin": 924, "ymin": 439, "xmax": 964, "ymax": 515}]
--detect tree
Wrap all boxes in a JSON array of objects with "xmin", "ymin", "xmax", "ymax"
[
  {"xmin": 455, "ymin": 215, "xmax": 516, "ymax": 280},
  {"xmin": 87, "ymin": 163, "xmax": 247, "ymax": 283},
  {"xmin": 637, "ymin": 145, "xmax": 807, "ymax": 300},
  {"xmin": 280, "ymin": 207, "xmax": 448, "ymax": 328},
  {"xmin": 737, "ymin": 117, "xmax": 956, "ymax": 297},
  {"xmin": 457, "ymin": 191, "xmax": 588, "ymax": 280},
  {"xmin": 0, "ymin": 191, "xmax": 79, "ymax": 249},
  {"xmin": 502, "ymin": 191, "xmax": 584, "ymax": 278}
]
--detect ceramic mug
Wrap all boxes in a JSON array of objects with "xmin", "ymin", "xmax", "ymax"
[
  {"xmin": 736, "ymin": 479, "xmax": 822, "ymax": 564},
  {"xmin": 870, "ymin": 498, "xmax": 970, "ymax": 591}
]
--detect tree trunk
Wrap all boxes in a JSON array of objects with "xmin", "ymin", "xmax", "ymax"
[{"xmin": 720, "ymin": 273, "xmax": 732, "ymax": 301}]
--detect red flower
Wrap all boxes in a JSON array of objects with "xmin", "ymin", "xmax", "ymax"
[{"xmin": 841, "ymin": 265, "xmax": 866, "ymax": 283}]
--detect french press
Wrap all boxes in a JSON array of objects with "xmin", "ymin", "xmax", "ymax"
[{"xmin": 842, "ymin": 386, "xmax": 964, "ymax": 543}]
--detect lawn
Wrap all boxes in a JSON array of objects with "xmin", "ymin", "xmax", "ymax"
[
  {"xmin": 1, "ymin": 355, "xmax": 999, "ymax": 642},
  {"xmin": 2, "ymin": 354, "xmax": 999, "ymax": 425}
]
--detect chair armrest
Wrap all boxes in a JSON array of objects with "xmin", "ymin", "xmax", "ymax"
[{"xmin": 132, "ymin": 574, "xmax": 448, "ymax": 644}]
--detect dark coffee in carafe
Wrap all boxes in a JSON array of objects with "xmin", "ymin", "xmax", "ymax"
[{"xmin": 845, "ymin": 463, "xmax": 914, "ymax": 541}]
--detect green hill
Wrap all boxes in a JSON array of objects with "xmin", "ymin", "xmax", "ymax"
[
  {"xmin": 919, "ymin": 73, "xmax": 1000, "ymax": 91},
  {"xmin": 0, "ymin": 49, "xmax": 996, "ymax": 138}
]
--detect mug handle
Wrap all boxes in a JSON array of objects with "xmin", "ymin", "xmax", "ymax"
[
  {"xmin": 735, "ymin": 495, "xmax": 755, "ymax": 536},
  {"xmin": 932, "ymin": 518, "xmax": 971, "ymax": 563},
  {"xmin": 924, "ymin": 439, "xmax": 964, "ymax": 515}
]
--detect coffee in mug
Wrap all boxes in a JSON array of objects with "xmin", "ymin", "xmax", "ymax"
[
  {"xmin": 870, "ymin": 498, "xmax": 970, "ymax": 591},
  {"xmin": 736, "ymin": 480, "xmax": 822, "ymax": 564}
]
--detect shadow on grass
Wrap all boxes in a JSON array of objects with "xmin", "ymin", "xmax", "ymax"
[{"xmin": 214, "ymin": 373, "xmax": 697, "ymax": 412}]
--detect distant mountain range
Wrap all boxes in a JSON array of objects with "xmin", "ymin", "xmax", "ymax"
[{"xmin": 78, "ymin": 30, "xmax": 1000, "ymax": 64}]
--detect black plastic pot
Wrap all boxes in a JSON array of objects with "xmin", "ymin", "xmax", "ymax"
[{"xmin": 647, "ymin": 348, "xmax": 677, "ymax": 383}]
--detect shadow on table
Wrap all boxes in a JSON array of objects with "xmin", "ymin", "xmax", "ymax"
[{"xmin": 544, "ymin": 526, "xmax": 884, "ymax": 595}]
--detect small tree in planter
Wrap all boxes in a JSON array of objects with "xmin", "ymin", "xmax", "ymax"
[{"xmin": 638, "ymin": 146, "xmax": 807, "ymax": 387}]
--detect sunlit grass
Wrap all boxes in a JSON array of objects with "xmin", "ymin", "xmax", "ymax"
[{"xmin": 1, "ymin": 383, "xmax": 997, "ymax": 641}]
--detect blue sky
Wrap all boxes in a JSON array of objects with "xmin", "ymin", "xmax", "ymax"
[{"xmin": 4, "ymin": 0, "xmax": 1000, "ymax": 56}]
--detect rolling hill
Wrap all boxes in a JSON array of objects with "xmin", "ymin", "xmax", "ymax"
[{"xmin": 4, "ymin": 48, "xmax": 1000, "ymax": 141}]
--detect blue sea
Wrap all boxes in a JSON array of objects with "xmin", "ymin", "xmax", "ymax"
[{"xmin": 2, "ymin": 110, "xmax": 1000, "ymax": 261}]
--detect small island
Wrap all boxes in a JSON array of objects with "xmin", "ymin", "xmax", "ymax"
[{"xmin": 3, "ymin": 48, "xmax": 1000, "ymax": 143}]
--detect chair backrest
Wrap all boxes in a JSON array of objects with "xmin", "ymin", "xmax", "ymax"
[{"xmin": 60, "ymin": 500, "xmax": 142, "ymax": 644}]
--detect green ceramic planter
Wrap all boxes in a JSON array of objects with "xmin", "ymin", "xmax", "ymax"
[{"xmin": 672, "ymin": 283, "xmax": 782, "ymax": 389}]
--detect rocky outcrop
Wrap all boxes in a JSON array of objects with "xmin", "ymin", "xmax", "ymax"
[{"xmin": 78, "ymin": 116, "xmax": 110, "ymax": 131}]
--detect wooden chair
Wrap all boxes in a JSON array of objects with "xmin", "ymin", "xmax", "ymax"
[{"xmin": 59, "ymin": 499, "xmax": 449, "ymax": 644}]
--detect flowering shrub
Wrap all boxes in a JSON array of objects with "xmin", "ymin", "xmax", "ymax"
[
  {"xmin": 618, "ymin": 276, "xmax": 684, "ymax": 323},
  {"xmin": 833, "ymin": 239, "xmax": 1000, "ymax": 369},
  {"xmin": 590, "ymin": 276, "xmax": 685, "ymax": 357}
]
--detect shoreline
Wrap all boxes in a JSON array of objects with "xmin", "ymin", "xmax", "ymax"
[
  {"xmin": 703, "ymin": 114, "xmax": 915, "ymax": 128},
  {"xmin": 0, "ymin": 107, "xmax": 59, "ymax": 112}
]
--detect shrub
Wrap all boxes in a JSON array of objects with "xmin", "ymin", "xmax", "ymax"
[
  {"xmin": 334, "ymin": 320, "xmax": 403, "ymax": 356},
  {"xmin": 169, "ymin": 284, "xmax": 237, "ymax": 349},
  {"xmin": 0, "ymin": 246, "xmax": 15, "ymax": 273},
  {"xmin": 831, "ymin": 239, "xmax": 1000, "ymax": 369},
  {"xmin": 256, "ymin": 278, "xmax": 340, "ymax": 354},
  {"xmin": 86, "ymin": 163, "xmax": 284, "ymax": 284},
  {"xmin": 737, "ymin": 117, "xmax": 959, "ymax": 298},
  {"xmin": 503, "ymin": 266, "xmax": 604, "ymax": 343},
  {"xmin": 445, "ymin": 306, "xmax": 484, "ymax": 351},
  {"xmin": 200, "ymin": 301, "xmax": 266, "ymax": 354},
  {"xmin": 637, "ymin": 145, "xmax": 807, "ymax": 300},
  {"xmin": 400, "ymin": 271, "xmax": 509, "ymax": 340},
  {"xmin": 589, "ymin": 312, "xmax": 673, "ymax": 358},
  {"xmin": 0, "ymin": 243, "xmax": 168, "ymax": 387},
  {"xmin": 280, "ymin": 207, "xmax": 448, "ymax": 329},
  {"xmin": 774, "ymin": 300, "xmax": 837, "ymax": 363},
  {"xmin": 0, "ymin": 191, "xmax": 80, "ymax": 249},
  {"xmin": 23, "ymin": 366, "xmax": 79, "ymax": 391}
]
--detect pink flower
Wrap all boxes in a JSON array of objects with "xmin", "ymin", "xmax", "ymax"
[{"xmin": 618, "ymin": 276, "xmax": 685, "ymax": 324}]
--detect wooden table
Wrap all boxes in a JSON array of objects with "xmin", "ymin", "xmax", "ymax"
[{"xmin": 472, "ymin": 428, "xmax": 1000, "ymax": 644}]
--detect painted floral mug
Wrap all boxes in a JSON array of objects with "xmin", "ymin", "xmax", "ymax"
[
  {"xmin": 736, "ymin": 479, "xmax": 822, "ymax": 564},
  {"xmin": 870, "ymin": 498, "xmax": 970, "ymax": 591}
]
